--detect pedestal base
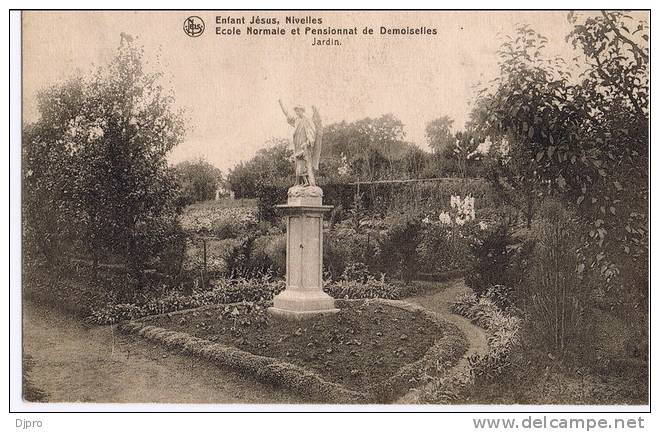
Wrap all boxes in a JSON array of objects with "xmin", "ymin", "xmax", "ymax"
[{"xmin": 269, "ymin": 290, "xmax": 339, "ymax": 319}]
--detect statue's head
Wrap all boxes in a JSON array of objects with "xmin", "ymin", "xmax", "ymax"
[{"xmin": 294, "ymin": 106, "xmax": 305, "ymax": 118}]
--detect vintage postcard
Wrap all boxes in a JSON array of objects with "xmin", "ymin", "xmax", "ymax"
[{"xmin": 14, "ymin": 9, "xmax": 649, "ymax": 414}]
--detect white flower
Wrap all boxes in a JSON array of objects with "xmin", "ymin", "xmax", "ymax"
[{"xmin": 438, "ymin": 212, "xmax": 452, "ymax": 225}]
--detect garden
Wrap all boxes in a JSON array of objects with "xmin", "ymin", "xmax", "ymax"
[{"xmin": 22, "ymin": 11, "xmax": 648, "ymax": 405}]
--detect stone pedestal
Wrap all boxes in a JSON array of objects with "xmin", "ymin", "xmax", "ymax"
[{"xmin": 269, "ymin": 185, "xmax": 337, "ymax": 319}]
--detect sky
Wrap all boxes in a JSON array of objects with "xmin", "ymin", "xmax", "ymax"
[{"xmin": 21, "ymin": 11, "xmax": 647, "ymax": 173}]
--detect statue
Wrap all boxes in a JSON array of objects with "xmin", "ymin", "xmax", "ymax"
[{"xmin": 278, "ymin": 99, "xmax": 323, "ymax": 187}]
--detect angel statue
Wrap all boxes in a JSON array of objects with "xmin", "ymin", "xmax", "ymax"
[{"xmin": 278, "ymin": 99, "xmax": 323, "ymax": 187}]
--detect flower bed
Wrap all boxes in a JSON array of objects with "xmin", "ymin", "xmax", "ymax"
[
  {"xmin": 88, "ymin": 278, "xmax": 285, "ymax": 325},
  {"xmin": 180, "ymin": 205, "xmax": 258, "ymax": 235},
  {"xmin": 119, "ymin": 299, "xmax": 467, "ymax": 403}
]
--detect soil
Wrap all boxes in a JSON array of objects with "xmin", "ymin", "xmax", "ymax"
[{"xmin": 146, "ymin": 300, "xmax": 443, "ymax": 391}]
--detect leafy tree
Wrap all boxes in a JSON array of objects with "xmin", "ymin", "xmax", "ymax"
[
  {"xmin": 474, "ymin": 12, "xmax": 648, "ymax": 306},
  {"xmin": 227, "ymin": 138, "xmax": 293, "ymax": 197},
  {"xmin": 402, "ymin": 144, "xmax": 430, "ymax": 179},
  {"xmin": 174, "ymin": 158, "xmax": 223, "ymax": 205},
  {"xmin": 322, "ymin": 114, "xmax": 408, "ymax": 181},
  {"xmin": 425, "ymin": 116, "xmax": 455, "ymax": 155},
  {"xmin": 23, "ymin": 35, "xmax": 185, "ymax": 285}
]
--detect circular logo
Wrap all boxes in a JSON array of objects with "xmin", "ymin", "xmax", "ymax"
[{"xmin": 183, "ymin": 16, "xmax": 205, "ymax": 37}]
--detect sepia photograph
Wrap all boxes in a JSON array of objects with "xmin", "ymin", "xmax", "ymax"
[{"xmin": 13, "ymin": 9, "xmax": 649, "ymax": 412}]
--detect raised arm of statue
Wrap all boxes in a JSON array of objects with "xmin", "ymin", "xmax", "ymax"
[{"xmin": 279, "ymin": 99, "xmax": 296, "ymax": 127}]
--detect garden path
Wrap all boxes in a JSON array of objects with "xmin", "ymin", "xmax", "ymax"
[
  {"xmin": 22, "ymin": 302, "xmax": 302, "ymax": 404},
  {"xmin": 397, "ymin": 278, "xmax": 489, "ymax": 403}
]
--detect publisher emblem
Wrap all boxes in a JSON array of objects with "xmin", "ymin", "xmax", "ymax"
[{"xmin": 183, "ymin": 16, "xmax": 205, "ymax": 37}]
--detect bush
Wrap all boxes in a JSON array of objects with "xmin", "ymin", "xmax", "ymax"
[
  {"xmin": 464, "ymin": 222, "xmax": 519, "ymax": 297},
  {"xmin": 416, "ymin": 221, "xmax": 475, "ymax": 274},
  {"xmin": 323, "ymin": 230, "xmax": 379, "ymax": 280},
  {"xmin": 376, "ymin": 217, "xmax": 422, "ymax": 282},
  {"xmin": 224, "ymin": 236, "xmax": 279, "ymax": 279},
  {"xmin": 256, "ymin": 185, "xmax": 286, "ymax": 224},
  {"xmin": 520, "ymin": 199, "xmax": 591, "ymax": 358},
  {"xmin": 211, "ymin": 219, "xmax": 240, "ymax": 239}
]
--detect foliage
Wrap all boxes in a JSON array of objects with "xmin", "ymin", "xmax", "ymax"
[
  {"xmin": 425, "ymin": 116, "xmax": 454, "ymax": 155},
  {"xmin": 452, "ymin": 292, "xmax": 522, "ymax": 381},
  {"xmin": 255, "ymin": 184, "xmax": 287, "ymax": 224},
  {"xmin": 416, "ymin": 221, "xmax": 474, "ymax": 275},
  {"xmin": 321, "ymin": 114, "xmax": 408, "ymax": 181},
  {"xmin": 23, "ymin": 36, "xmax": 185, "ymax": 285},
  {"xmin": 210, "ymin": 219, "xmax": 240, "ymax": 240},
  {"xmin": 464, "ymin": 222, "xmax": 518, "ymax": 296},
  {"xmin": 375, "ymin": 217, "xmax": 422, "ymax": 282},
  {"xmin": 223, "ymin": 236, "xmax": 278, "ymax": 279},
  {"xmin": 179, "ymin": 204, "xmax": 257, "ymax": 235},
  {"xmin": 474, "ymin": 13, "xmax": 648, "ymax": 307},
  {"xmin": 88, "ymin": 277, "xmax": 285, "ymax": 325},
  {"xmin": 324, "ymin": 274, "xmax": 401, "ymax": 300},
  {"xmin": 174, "ymin": 158, "xmax": 223, "ymax": 206},
  {"xmin": 226, "ymin": 139, "xmax": 293, "ymax": 198},
  {"xmin": 520, "ymin": 200, "xmax": 592, "ymax": 358},
  {"xmin": 323, "ymin": 225, "xmax": 380, "ymax": 280}
]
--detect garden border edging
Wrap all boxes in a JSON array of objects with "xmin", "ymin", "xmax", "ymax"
[{"xmin": 118, "ymin": 298, "xmax": 468, "ymax": 403}]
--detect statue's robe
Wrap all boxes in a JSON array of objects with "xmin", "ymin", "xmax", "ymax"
[{"xmin": 287, "ymin": 114, "xmax": 318, "ymax": 177}]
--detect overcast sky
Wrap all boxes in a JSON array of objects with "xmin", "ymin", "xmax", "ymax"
[{"xmin": 22, "ymin": 11, "xmax": 647, "ymax": 173}]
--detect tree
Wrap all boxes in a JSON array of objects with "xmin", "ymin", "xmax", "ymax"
[
  {"xmin": 23, "ymin": 35, "xmax": 185, "ymax": 285},
  {"xmin": 227, "ymin": 138, "xmax": 293, "ymax": 198},
  {"xmin": 321, "ymin": 114, "xmax": 408, "ymax": 181},
  {"xmin": 425, "ymin": 116, "xmax": 454, "ymax": 155},
  {"xmin": 174, "ymin": 158, "xmax": 223, "ymax": 205},
  {"xmin": 474, "ymin": 12, "xmax": 648, "ymax": 306}
]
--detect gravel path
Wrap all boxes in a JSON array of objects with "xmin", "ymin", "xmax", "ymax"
[
  {"xmin": 397, "ymin": 278, "xmax": 488, "ymax": 403},
  {"xmin": 407, "ymin": 279, "xmax": 488, "ymax": 360},
  {"xmin": 22, "ymin": 302, "xmax": 301, "ymax": 404}
]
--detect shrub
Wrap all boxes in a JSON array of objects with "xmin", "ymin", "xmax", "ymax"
[
  {"xmin": 483, "ymin": 284, "xmax": 515, "ymax": 311},
  {"xmin": 520, "ymin": 199, "xmax": 591, "ymax": 358},
  {"xmin": 376, "ymin": 217, "xmax": 422, "ymax": 282},
  {"xmin": 416, "ymin": 221, "xmax": 475, "ymax": 274},
  {"xmin": 256, "ymin": 185, "xmax": 286, "ymax": 224},
  {"xmin": 340, "ymin": 262, "xmax": 371, "ymax": 283},
  {"xmin": 323, "ymin": 230, "xmax": 379, "ymax": 280},
  {"xmin": 211, "ymin": 219, "xmax": 240, "ymax": 239},
  {"xmin": 224, "ymin": 236, "xmax": 278, "ymax": 279},
  {"xmin": 464, "ymin": 222, "xmax": 518, "ymax": 297}
]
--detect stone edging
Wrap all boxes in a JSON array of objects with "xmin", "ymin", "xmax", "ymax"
[{"xmin": 118, "ymin": 298, "xmax": 468, "ymax": 404}]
